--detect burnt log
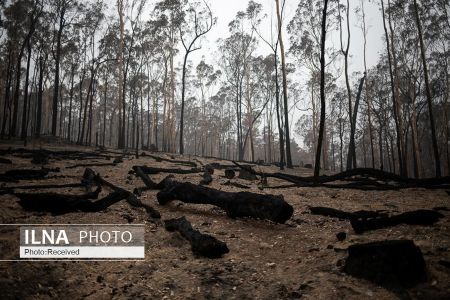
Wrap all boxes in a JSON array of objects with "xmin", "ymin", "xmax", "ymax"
[
  {"xmin": 0, "ymin": 157, "xmax": 13, "ymax": 164},
  {"xmin": 86, "ymin": 169, "xmax": 161, "ymax": 219},
  {"xmin": 132, "ymin": 166, "xmax": 173, "ymax": 191},
  {"xmin": 233, "ymin": 161, "xmax": 450, "ymax": 190},
  {"xmin": 66, "ymin": 162, "xmax": 117, "ymax": 169},
  {"xmin": 343, "ymin": 240, "xmax": 426, "ymax": 289},
  {"xmin": 214, "ymin": 164, "xmax": 240, "ymax": 170},
  {"xmin": 157, "ymin": 182, "xmax": 293, "ymax": 223},
  {"xmin": 135, "ymin": 165, "xmax": 202, "ymax": 175},
  {"xmin": 351, "ymin": 210, "xmax": 444, "ymax": 234},
  {"xmin": 113, "ymin": 157, "xmax": 124, "ymax": 164},
  {"xmin": 336, "ymin": 232, "xmax": 347, "ymax": 241},
  {"xmin": 222, "ymin": 180, "xmax": 250, "ymax": 189},
  {"xmin": 200, "ymin": 172, "xmax": 213, "ymax": 185},
  {"xmin": 31, "ymin": 152, "xmax": 49, "ymax": 164},
  {"xmin": 164, "ymin": 216, "xmax": 229, "ymax": 258},
  {"xmin": 309, "ymin": 207, "xmax": 388, "ymax": 220},
  {"xmin": 225, "ymin": 169, "xmax": 235, "ymax": 179},
  {"xmin": 238, "ymin": 169, "xmax": 258, "ymax": 181},
  {"xmin": 146, "ymin": 154, "xmax": 197, "ymax": 167},
  {"xmin": 133, "ymin": 166, "xmax": 156, "ymax": 188},
  {"xmin": 0, "ymin": 168, "xmax": 60, "ymax": 182},
  {"xmin": 204, "ymin": 164, "xmax": 215, "ymax": 175},
  {"xmin": 2, "ymin": 148, "xmax": 115, "ymax": 161},
  {"xmin": 14, "ymin": 185, "xmax": 113, "ymax": 214},
  {"xmin": 0, "ymin": 183, "xmax": 85, "ymax": 195}
]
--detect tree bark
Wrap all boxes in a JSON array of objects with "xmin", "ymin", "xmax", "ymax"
[
  {"xmin": 117, "ymin": 0, "xmax": 125, "ymax": 149},
  {"xmin": 275, "ymin": 0, "xmax": 292, "ymax": 168},
  {"xmin": 413, "ymin": 0, "xmax": 441, "ymax": 177},
  {"xmin": 20, "ymin": 42, "xmax": 32, "ymax": 140},
  {"xmin": 67, "ymin": 63, "xmax": 75, "ymax": 142},
  {"xmin": 380, "ymin": 0, "xmax": 404, "ymax": 176},
  {"xmin": 346, "ymin": 75, "xmax": 366, "ymax": 169},
  {"xmin": 52, "ymin": 7, "xmax": 66, "ymax": 136},
  {"xmin": 314, "ymin": 0, "xmax": 329, "ymax": 178},
  {"xmin": 102, "ymin": 70, "xmax": 108, "ymax": 146},
  {"xmin": 1, "ymin": 46, "xmax": 12, "ymax": 139},
  {"xmin": 179, "ymin": 51, "xmax": 188, "ymax": 154}
]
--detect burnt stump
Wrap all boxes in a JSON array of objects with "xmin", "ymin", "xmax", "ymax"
[{"xmin": 343, "ymin": 240, "xmax": 426, "ymax": 289}]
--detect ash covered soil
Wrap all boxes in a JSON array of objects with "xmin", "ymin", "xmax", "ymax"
[{"xmin": 0, "ymin": 142, "xmax": 449, "ymax": 299}]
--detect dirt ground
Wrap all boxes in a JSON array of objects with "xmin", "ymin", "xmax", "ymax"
[{"xmin": 0, "ymin": 142, "xmax": 449, "ymax": 299}]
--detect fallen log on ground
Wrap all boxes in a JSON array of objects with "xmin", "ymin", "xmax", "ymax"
[
  {"xmin": 222, "ymin": 180, "xmax": 251, "ymax": 189},
  {"xmin": 133, "ymin": 166, "xmax": 291, "ymax": 222},
  {"xmin": 0, "ymin": 183, "xmax": 85, "ymax": 195},
  {"xmin": 238, "ymin": 168, "xmax": 258, "ymax": 181},
  {"xmin": 200, "ymin": 172, "xmax": 212, "ymax": 185},
  {"xmin": 132, "ymin": 166, "xmax": 173, "ymax": 190},
  {"xmin": 0, "ymin": 168, "xmax": 60, "ymax": 182},
  {"xmin": 343, "ymin": 240, "xmax": 426, "ymax": 289},
  {"xmin": 265, "ymin": 184, "xmax": 298, "ymax": 189},
  {"xmin": 309, "ymin": 207, "xmax": 388, "ymax": 220},
  {"xmin": 146, "ymin": 154, "xmax": 197, "ymax": 167},
  {"xmin": 0, "ymin": 157, "xmax": 12, "ymax": 164},
  {"xmin": 233, "ymin": 162, "xmax": 450, "ymax": 190},
  {"xmin": 31, "ymin": 152, "xmax": 49, "ymax": 164},
  {"xmin": 157, "ymin": 181, "xmax": 293, "ymax": 223},
  {"xmin": 164, "ymin": 216, "xmax": 229, "ymax": 258},
  {"xmin": 309, "ymin": 207, "xmax": 444, "ymax": 233},
  {"xmin": 85, "ymin": 168, "xmax": 161, "ymax": 219},
  {"xmin": 14, "ymin": 185, "xmax": 109, "ymax": 214},
  {"xmin": 351, "ymin": 210, "xmax": 444, "ymax": 234},
  {"xmin": 66, "ymin": 162, "xmax": 118, "ymax": 169},
  {"xmin": 204, "ymin": 164, "xmax": 214, "ymax": 175},
  {"xmin": 1, "ymin": 148, "xmax": 116, "ymax": 161},
  {"xmin": 134, "ymin": 165, "xmax": 202, "ymax": 175},
  {"xmin": 225, "ymin": 169, "xmax": 235, "ymax": 179}
]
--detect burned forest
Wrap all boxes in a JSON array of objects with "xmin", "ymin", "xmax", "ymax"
[{"xmin": 0, "ymin": 0, "xmax": 449, "ymax": 299}]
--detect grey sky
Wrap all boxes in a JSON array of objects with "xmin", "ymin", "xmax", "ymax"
[{"xmin": 193, "ymin": 0, "xmax": 385, "ymax": 75}]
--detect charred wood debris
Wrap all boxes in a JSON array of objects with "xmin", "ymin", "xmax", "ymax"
[{"xmin": 0, "ymin": 147, "xmax": 448, "ymax": 287}]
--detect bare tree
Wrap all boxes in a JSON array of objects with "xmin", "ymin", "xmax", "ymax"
[
  {"xmin": 179, "ymin": 0, "xmax": 214, "ymax": 154},
  {"xmin": 315, "ymin": 0, "xmax": 330, "ymax": 178},
  {"xmin": 275, "ymin": 0, "xmax": 292, "ymax": 168},
  {"xmin": 413, "ymin": 0, "xmax": 441, "ymax": 177}
]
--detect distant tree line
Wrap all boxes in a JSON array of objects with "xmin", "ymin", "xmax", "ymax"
[{"xmin": 0, "ymin": 0, "xmax": 448, "ymax": 178}]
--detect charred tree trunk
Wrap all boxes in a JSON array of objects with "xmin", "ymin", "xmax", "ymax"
[
  {"xmin": 20, "ymin": 42, "xmax": 32, "ymax": 140},
  {"xmin": 275, "ymin": 0, "xmax": 292, "ymax": 168},
  {"xmin": 164, "ymin": 217, "xmax": 229, "ymax": 258},
  {"xmin": 11, "ymin": 43, "xmax": 27, "ymax": 138},
  {"xmin": 35, "ymin": 53, "xmax": 46, "ymax": 137},
  {"xmin": 117, "ymin": 0, "xmax": 125, "ymax": 149},
  {"xmin": 52, "ymin": 9, "xmax": 66, "ymax": 136},
  {"xmin": 380, "ymin": 0, "xmax": 404, "ymax": 177},
  {"xmin": 67, "ymin": 63, "xmax": 75, "ymax": 142},
  {"xmin": 275, "ymin": 50, "xmax": 285, "ymax": 170},
  {"xmin": 314, "ymin": 0, "xmax": 329, "ymax": 178},
  {"xmin": 413, "ymin": 0, "xmax": 441, "ymax": 177},
  {"xmin": 346, "ymin": 75, "xmax": 366, "ymax": 169},
  {"xmin": 79, "ymin": 65, "xmax": 95, "ymax": 145},
  {"xmin": 157, "ymin": 181, "xmax": 293, "ymax": 223},
  {"xmin": 1, "ymin": 46, "xmax": 13, "ymax": 139},
  {"xmin": 77, "ymin": 67, "xmax": 87, "ymax": 143},
  {"xmin": 102, "ymin": 71, "xmax": 108, "ymax": 146}
]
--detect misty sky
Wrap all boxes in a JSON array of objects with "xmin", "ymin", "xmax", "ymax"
[{"xmin": 194, "ymin": 0, "xmax": 385, "ymax": 75}]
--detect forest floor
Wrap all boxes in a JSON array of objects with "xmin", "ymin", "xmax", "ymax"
[{"xmin": 0, "ymin": 141, "xmax": 449, "ymax": 300}]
